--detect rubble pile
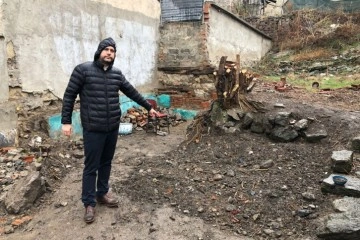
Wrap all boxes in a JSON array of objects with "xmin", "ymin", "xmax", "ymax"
[{"xmin": 121, "ymin": 106, "xmax": 185, "ymax": 130}]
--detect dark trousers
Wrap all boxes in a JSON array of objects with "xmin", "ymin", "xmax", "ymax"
[{"xmin": 82, "ymin": 129, "xmax": 118, "ymax": 207}]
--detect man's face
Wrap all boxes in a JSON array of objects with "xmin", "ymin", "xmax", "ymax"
[{"xmin": 99, "ymin": 46, "xmax": 115, "ymax": 65}]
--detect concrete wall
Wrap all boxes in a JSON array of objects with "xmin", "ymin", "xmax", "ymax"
[
  {"xmin": 2, "ymin": 0, "xmax": 160, "ymax": 99},
  {"xmin": 0, "ymin": 0, "xmax": 8, "ymax": 103},
  {"xmin": 207, "ymin": 4, "xmax": 272, "ymax": 67}
]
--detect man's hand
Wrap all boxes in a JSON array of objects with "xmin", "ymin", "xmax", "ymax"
[
  {"xmin": 62, "ymin": 124, "xmax": 72, "ymax": 137},
  {"xmin": 149, "ymin": 108, "xmax": 158, "ymax": 117}
]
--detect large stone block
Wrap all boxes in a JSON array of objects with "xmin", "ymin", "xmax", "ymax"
[
  {"xmin": 351, "ymin": 136, "xmax": 360, "ymax": 152},
  {"xmin": 331, "ymin": 150, "xmax": 353, "ymax": 174},
  {"xmin": 317, "ymin": 197, "xmax": 360, "ymax": 240},
  {"xmin": 321, "ymin": 174, "xmax": 360, "ymax": 197},
  {"xmin": 4, "ymin": 171, "xmax": 46, "ymax": 214}
]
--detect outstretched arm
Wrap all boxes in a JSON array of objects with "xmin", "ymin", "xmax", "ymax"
[{"xmin": 119, "ymin": 75, "xmax": 153, "ymax": 112}]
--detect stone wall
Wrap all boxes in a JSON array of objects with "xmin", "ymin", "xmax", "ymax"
[
  {"xmin": 245, "ymin": 15, "xmax": 292, "ymax": 42},
  {"xmin": 158, "ymin": 22, "xmax": 210, "ymax": 70},
  {"xmin": 157, "ymin": 21, "xmax": 216, "ymax": 103}
]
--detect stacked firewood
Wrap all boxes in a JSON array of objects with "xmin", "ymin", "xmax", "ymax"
[{"xmin": 214, "ymin": 55, "xmax": 261, "ymax": 112}]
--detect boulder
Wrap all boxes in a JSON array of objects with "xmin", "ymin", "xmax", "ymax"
[{"xmin": 4, "ymin": 171, "xmax": 46, "ymax": 214}]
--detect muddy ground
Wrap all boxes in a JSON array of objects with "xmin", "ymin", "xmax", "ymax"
[{"xmin": 2, "ymin": 80, "xmax": 360, "ymax": 240}]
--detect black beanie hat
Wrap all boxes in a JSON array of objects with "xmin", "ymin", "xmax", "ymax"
[{"xmin": 93, "ymin": 37, "xmax": 117, "ymax": 61}]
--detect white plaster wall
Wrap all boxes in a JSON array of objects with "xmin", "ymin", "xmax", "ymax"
[
  {"xmin": 0, "ymin": 38, "xmax": 8, "ymax": 103},
  {"xmin": 3, "ymin": 0, "xmax": 160, "ymax": 98},
  {"xmin": 207, "ymin": 6, "xmax": 272, "ymax": 67},
  {"xmin": 0, "ymin": 0, "xmax": 3, "ymax": 34},
  {"xmin": 0, "ymin": 0, "xmax": 8, "ymax": 103}
]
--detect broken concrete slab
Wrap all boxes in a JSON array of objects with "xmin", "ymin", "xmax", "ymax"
[
  {"xmin": 4, "ymin": 171, "xmax": 46, "ymax": 214},
  {"xmin": 317, "ymin": 197, "xmax": 360, "ymax": 240},
  {"xmin": 333, "ymin": 196, "xmax": 360, "ymax": 212},
  {"xmin": 303, "ymin": 124, "xmax": 328, "ymax": 142},
  {"xmin": 321, "ymin": 174, "xmax": 360, "ymax": 197}
]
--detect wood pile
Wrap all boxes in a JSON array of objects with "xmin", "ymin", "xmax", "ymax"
[{"xmin": 214, "ymin": 55, "xmax": 262, "ymax": 112}]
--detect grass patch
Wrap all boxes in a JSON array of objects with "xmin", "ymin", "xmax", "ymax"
[
  {"xmin": 290, "ymin": 48, "xmax": 334, "ymax": 62},
  {"xmin": 263, "ymin": 74, "xmax": 360, "ymax": 91}
]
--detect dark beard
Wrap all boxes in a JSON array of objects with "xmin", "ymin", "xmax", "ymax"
[{"xmin": 100, "ymin": 58, "xmax": 113, "ymax": 67}]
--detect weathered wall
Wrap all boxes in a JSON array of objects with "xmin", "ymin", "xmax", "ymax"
[
  {"xmin": 157, "ymin": 21, "xmax": 216, "ymax": 102},
  {"xmin": 0, "ymin": 36, "xmax": 8, "ymax": 103},
  {"xmin": 207, "ymin": 5, "xmax": 272, "ymax": 67},
  {"xmin": 0, "ymin": 102, "xmax": 17, "ymax": 147},
  {"xmin": 0, "ymin": 0, "xmax": 8, "ymax": 103},
  {"xmin": 158, "ymin": 4, "xmax": 272, "ymax": 70},
  {"xmin": 157, "ymin": 3, "xmax": 272, "ymax": 104},
  {"xmin": 2, "ymin": 0, "xmax": 160, "ymax": 100},
  {"xmin": 212, "ymin": 0, "xmax": 234, "ymax": 11},
  {"xmin": 158, "ymin": 22, "xmax": 209, "ymax": 70}
]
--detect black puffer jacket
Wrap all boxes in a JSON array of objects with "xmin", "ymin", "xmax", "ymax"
[{"xmin": 61, "ymin": 38, "xmax": 152, "ymax": 132}]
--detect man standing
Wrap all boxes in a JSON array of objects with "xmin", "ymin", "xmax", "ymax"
[{"xmin": 61, "ymin": 37, "xmax": 157, "ymax": 223}]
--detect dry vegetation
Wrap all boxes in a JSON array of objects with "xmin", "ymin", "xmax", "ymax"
[
  {"xmin": 289, "ymin": 48, "xmax": 334, "ymax": 62},
  {"xmin": 276, "ymin": 10, "xmax": 360, "ymax": 55}
]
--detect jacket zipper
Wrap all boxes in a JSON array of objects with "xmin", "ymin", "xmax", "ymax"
[{"xmin": 104, "ymin": 70, "xmax": 109, "ymax": 132}]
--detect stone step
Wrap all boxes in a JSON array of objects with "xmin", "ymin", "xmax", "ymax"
[{"xmin": 321, "ymin": 174, "xmax": 360, "ymax": 197}]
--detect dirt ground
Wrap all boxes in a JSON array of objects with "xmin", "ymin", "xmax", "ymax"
[{"xmin": 3, "ymin": 80, "xmax": 360, "ymax": 240}]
